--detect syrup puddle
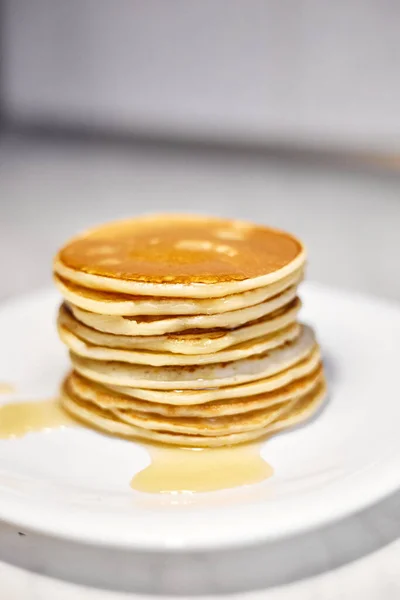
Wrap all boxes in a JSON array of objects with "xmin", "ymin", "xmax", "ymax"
[
  {"xmin": 0, "ymin": 398, "xmax": 74, "ymax": 439},
  {"xmin": 131, "ymin": 443, "xmax": 273, "ymax": 494},
  {"xmin": 0, "ymin": 397, "xmax": 273, "ymax": 493}
]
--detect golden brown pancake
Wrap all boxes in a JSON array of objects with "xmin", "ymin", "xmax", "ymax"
[
  {"xmin": 57, "ymin": 299, "xmax": 302, "ymax": 355},
  {"xmin": 54, "ymin": 268, "xmax": 303, "ymax": 316},
  {"xmin": 67, "ymin": 366, "xmax": 324, "ymax": 417},
  {"xmin": 66, "ymin": 285, "xmax": 298, "ymax": 336},
  {"xmin": 58, "ymin": 319, "xmax": 300, "ymax": 366},
  {"xmin": 69, "ymin": 326, "xmax": 316, "ymax": 390},
  {"xmin": 54, "ymin": 214, "xmax": 306, "ymax": 298},
  {"xmin": 60, "ymin": 377, "xmax": 326, "ymax": 447},
  {"xmin": 108, "ymin": 348, "xmax": 322, "ymax": 405}
]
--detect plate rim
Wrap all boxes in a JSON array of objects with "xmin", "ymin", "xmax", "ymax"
[{"xmin": 0, "ymin": 447, "xmax": 399, "ymax": 551}]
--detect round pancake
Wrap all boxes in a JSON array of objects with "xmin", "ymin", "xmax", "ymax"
[
  {"xmin": 58, "ymin": 299, "xmax": 301, "ymax": 355},
  {"xmin": 60, "ymin": 378, "xmax": 326, "ymax": 447},
  {"xmin": 113, "ymin": 371, "xmax": 324, "ymax": 434},
  {"xmin": 58, "ymin": 320, "xmax": 300, "ymax": 366},
  {"xmin": 112, "ymin": 392, "xmax": 298, "ymax": 435},
  {"xmin": 67, "ymin": 365, "xmax": 323, "ymax": 416},
  {"xmin": 64, "ymin": 374, "xmax": 324, "ymax": 436},
  {"xmin": 108, "ymin": 347, "xmax": 322, "ymax": 404},
  {"xmin": 54, "ymin": 214, "xmax": 306, "ymax": 298},
  {"xmin": 67, "ymin": 285, "xmax": 298, "ymax": 336},
  {"xmin": 70, "ymin": 325, "xmax": 316, "ymax": 390},
  {"xmin": 54, "ymin": 269, "xmax": 303, "ymax": 316}
]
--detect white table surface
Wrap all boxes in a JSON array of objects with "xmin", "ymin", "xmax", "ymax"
[{"xmin": 1, "ymin": 134, "xmax": 400, "ymax": 599}]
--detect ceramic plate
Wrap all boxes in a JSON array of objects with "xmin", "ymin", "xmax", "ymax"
[{"xmin": 0, "ymin": 283, "xmax": 399, "ymax": 550}]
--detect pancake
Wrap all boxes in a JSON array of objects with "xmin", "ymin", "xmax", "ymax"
[
  {"xmin": 112, "ymin": 379, "xmax": 323, "ymax": 435},
  {"xmin": 54, "ymin": 270, "xmax": 303, "ymax": 317},
  {"xmin": 54, "ymin": 214, "xmax": 306, "ymax": 298},
  {"xmin": 60, "ymin": 377, "xmax": 326, "ymax": 447},
  {"xmin": 114, "ymin": 371, "xmax": 325, "ymax": 434},
  {"xmin": 67, "ymin": 365, "xmax": 323, "ymax": 417},
  {"xmin": 63, "ymin": 372, "xmax": 324, "ymax": 436},
  {"xmin": 70, "ymin": 325, "xmax": 316, "ymax": 390},
  {"xmin": 58, "ymin": 299, "xmax": 302, "ymax": 355},
  {"xmin": 67, "ymin": 285, "xmax": 298, "ymax": 336},
  {"xmin": 58, "ymin": 320, "xmax": 300, "ymax": 366},
  {"xmin": 108, "ymin": 347, "xmax": 322, "ymax": 405}
]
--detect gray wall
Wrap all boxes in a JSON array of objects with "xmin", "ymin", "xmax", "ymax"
[{"xmin": 3, "ymin": 0, "xmax": 400, "ymax": 152}]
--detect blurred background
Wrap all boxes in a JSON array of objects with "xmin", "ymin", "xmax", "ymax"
[{"xmin": 1, "ymin": 0, "xmax": 399, "ymax": 300}]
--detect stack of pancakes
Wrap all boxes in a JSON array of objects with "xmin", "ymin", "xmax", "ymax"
[{"xmin": 55, "ymin": 214, "xmax": 326, "ymax": 447}]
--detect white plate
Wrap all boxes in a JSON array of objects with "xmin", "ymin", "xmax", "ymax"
[{"xmin": 0, "ymin": 283, "xmax": 399, "ymax": 551}]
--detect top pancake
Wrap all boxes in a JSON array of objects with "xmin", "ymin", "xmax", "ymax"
[{"xmin": 55, "ymin": 214, "xmax": 305, "ymax": 298}]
